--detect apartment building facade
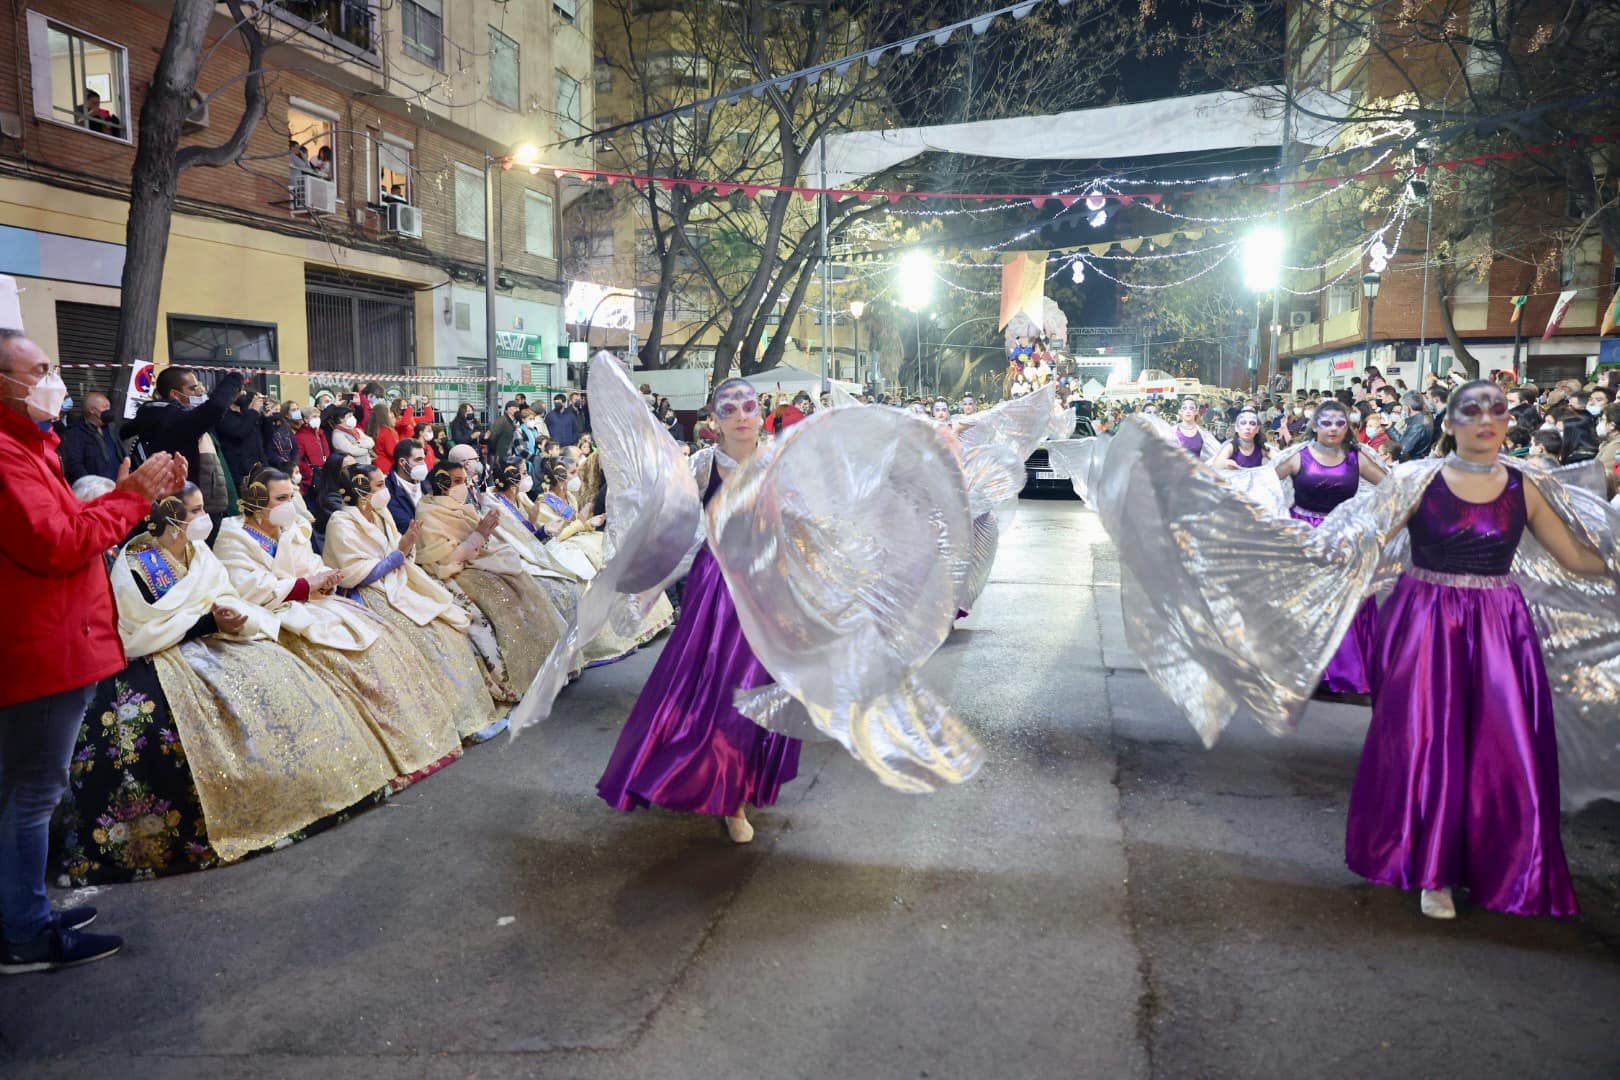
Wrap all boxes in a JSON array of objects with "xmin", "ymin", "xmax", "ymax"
[
  {"xmin": 1276, "ymin": 0, "xmax": 1616, "ymax": 392},
  {"xmin": 0, "ymin": 0, "xmax": 593, "ymax": 409}
]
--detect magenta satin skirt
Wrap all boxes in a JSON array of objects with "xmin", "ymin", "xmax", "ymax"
[
  {"xmin": 1345, "ymin": 572, "xmax": 1576, "ymax": 917},
  {"xmin": 1291, "ymin": 506, "xmax": 1376, "ymax": 695},
  {"xmin": 596, "ymin": 546, "xmax": 800, "ymax": 816}
]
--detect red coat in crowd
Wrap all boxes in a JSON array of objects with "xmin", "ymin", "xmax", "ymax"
[
  {"xmin": 294, "ymin": 422, "xmax": 329, "ymax": 491},
  {"xmin": 0, "ymin": 404, "xmax": 151, "ymax": 707}
]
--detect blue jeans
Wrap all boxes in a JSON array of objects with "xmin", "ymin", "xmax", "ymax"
[{"xmin": 0, "ymin": 685, "xmax": 93, "ymax": 947}]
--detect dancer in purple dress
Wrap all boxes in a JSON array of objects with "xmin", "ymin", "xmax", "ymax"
[
  {"xmin": 1172, "ymin": 397, "xmax": 1213, "ymax": 459},
  {"xmin": 1275, "ymin": 399, "xmax": 1385, "ymax": 697},
  {"xmin": 1347, "ymin": 381, "xmax": 1606, "ymax": 919},
  {"xmin": 596, "ymin": 378, "xmax": 799, "ymax": 844},
  {"xmin": 1210, "ymin": 408, "xmax": 1269, "ymax": 470}
]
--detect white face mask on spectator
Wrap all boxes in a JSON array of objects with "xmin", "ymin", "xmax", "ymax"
[
  {"xmin": 185, "ymin": 513, "xmax": 212, "ymax": 542},
  {"xmin": 566, "ymin": 476, "xmax": 582, "ymax": 494},
  {"xmin": 341, "ymin": 415, "xmax": 358, "ymax": 429},
  {"xmin": 408, "ymin": 463, "xmax": 428, "ymax": 483},
  {"xmin": 519, "ymin": 475, "xmax": 534, "ymax": 494},
  {"xmin": 1, "ymin": 370, "xmax": 68, "ymax": 420},
  {"xmin": 289, "ymin": 410, "xmax": 302, "ymax": 422},
  {"xmin": 188, "ymin": 392, "xmax": 208, "ymax": 407},
  {"xmin": 369, "ymin": 488, "xmax": 391, "ymax": 511},
  {"xmin": 267, "ymin": 502, "xmax": 299, "ymax": 529}
]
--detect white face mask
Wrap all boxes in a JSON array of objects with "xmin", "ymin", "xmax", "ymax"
[
  {"xmin": 566, "ymin": 476, "xmax": 582, "ymax": 494},
  {"xmin": 267, "ymin": 502, "xmax": 299, "ymax": 529},
  {"xmin": 369, "ymin": 488, "xmax": 391, "ymax": 511},
  {"xmin": 2, "ymin": 370, "xmax": 68, "ymax": 420},
  {"xmin": 188, "ymin": 392, "xmax": 208, "ymax": 407},
  {"xmin": 519, "ymin": 475, "xmax": 534, "ymax": 494},
  {"xmin": 408, "ymin": 463, "xmax": 428, "ymax": 483},
  {"xmin": 341, "ymin": 415, "xmax": 358, "ymax": 429},
  {"xmin": 185, "ymin": 513, "xmax": 213, "ymax": 542},
  {"xmin": 289, "ymin": 410, "xmax": 303, "ymax": 423},
  {"xmin": 447, "ymin": 484, "xmax": 470, "ymax": 504}
]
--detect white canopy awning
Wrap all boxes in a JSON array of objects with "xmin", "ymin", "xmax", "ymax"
[{"xmin": 811, "ymin": 87, "xmax": 1349, "ymax": 188}]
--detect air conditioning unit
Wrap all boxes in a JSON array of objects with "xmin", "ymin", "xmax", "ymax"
[
  {"xmin": 292, "ymin": 174, "xmax": 336, "ymax": 215},
  {"xmin": 1289, "ymin": 310, "xmax": 1312, "ymax": 328},
  {"xmin": 385, "ymin": 202, "xmax": 423, "ymax": 239}
]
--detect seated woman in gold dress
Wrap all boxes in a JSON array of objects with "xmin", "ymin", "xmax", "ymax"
[
  {"xmin": 412, "ymin": 459, "xmax": 570, "ymax": 702},
  {"xmin": 322, "ymin": 464, "xmax": 502, "ymax": 743},
  {"xmin": 54, "ymin": 484, "xmax": 397, "ymax": 883},
  {"xmin": 213, "ymin": 467, "xmax": 463, "ymax": 784}
]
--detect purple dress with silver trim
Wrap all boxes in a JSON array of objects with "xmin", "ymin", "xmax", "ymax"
[
  {"xmin": 1289, "ymin": 445, "xmax": 1376, "ymax": 695},
  {"xmin": 596, "ymin": 465, "xmax": 801, "ymax": 816},
  {"xmin": 1176, "ymin": 428, "xmax": 1204, "ymax": 457},
  {"xmin": 1346, "ymin": 469, "xmax": 1575, "ymax": 916}
]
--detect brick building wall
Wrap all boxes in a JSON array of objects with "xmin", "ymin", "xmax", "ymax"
[{"xmin": 0, "ymin": 0, "xmax": 561, "ymax": 286}]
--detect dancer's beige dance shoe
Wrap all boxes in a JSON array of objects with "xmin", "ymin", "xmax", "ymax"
[
  {"xmin": 724, "ymin": 813, "xmax": 755, "ymax": 844},
  {"xmin": 1420, "ymin": 888, "xmax": 1456, "ymax": 920}
]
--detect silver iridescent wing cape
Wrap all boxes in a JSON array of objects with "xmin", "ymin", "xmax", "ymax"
[
  {"xmin": 951, "ymin": 385, "xmax": 1068, "ymax": 610},
  {"xmin": 508, "ymin": 353, "xmax": 702, "ymax": 736},
  {"xmin": 1093, "ymin": 417, "xmax": 1620, "ymax": 809},
  {"xmin": 714, "ymin": 407, "xmax": 982, "ymax": 793}
]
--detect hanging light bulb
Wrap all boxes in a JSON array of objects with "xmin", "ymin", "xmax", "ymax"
[
  {"xmin": 1087, "ymin": 209, "xmax": 1108, "ymax": 228},
  {"xmin": 1084, "ymin": 192, "xmax": 1107, "ymax": 213},
  {"xmin": 1071, "ymin": 259, "xmax": 1086, "ymax": 283}
]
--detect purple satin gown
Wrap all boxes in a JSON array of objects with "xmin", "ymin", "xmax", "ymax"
[
  {"xmin": 1176, "ymin": 428, "xmax": 1205, "ymax": 457},
  {"xmin": 1346, "ymin": 470, "xmax": 1575, "ymax": 916},
  {"xmin": 1290, "ymin": 445, "xmax": 1376, "ymax": 695},
  {"xmin": 596, "ymin": 466, "xmax": 801, "ymax": 816}
]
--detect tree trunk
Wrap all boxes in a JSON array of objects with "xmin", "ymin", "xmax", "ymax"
[
  {"xmin": 1434, "ymin": 269, "xmax": 1480, "ymax": 379},
  {"xmin": 757, "ymin": 249, "xmax": 818, "ymax": 372},
  {"xmin": 109, "ymin": 0, "xmax": 216, "ymax": 413}
]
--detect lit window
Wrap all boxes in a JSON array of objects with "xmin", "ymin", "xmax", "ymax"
[
  {"xmin": 377, "ymin": 138, "xmax": 412, "ymax": 205},
  {"xmin": 27, "ymin": 14, "xmax": 129, "ymax": 141},
  {"xmin": 287, "ymin": 103, "xmax": 337, "ymax": 186},
  {"xmin": 402, "ymin": 0, "xmax": 443, "ymax": 69},
  {"xmin": 489, "ymin": 26, "xmax": 519, "ymax": 110},
  {"xmin": 555, "ymin": 72, "xmax": 583, "ymax": 142},
  {"xmin": 525, "ymin": 190, "xmax": 555, "ymax": 259},
  {"xmin": 455, "ymin": 162, "xmax": 485, "ymax": 240}
]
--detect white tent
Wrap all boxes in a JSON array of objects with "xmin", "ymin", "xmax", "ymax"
[
  {"xmin": 810, "ymin": 87, "xmax": 1349, "ymax": 189},
  {"xmin": 747, "ymin": 363, "xmax": 861, "ymax": 400}
]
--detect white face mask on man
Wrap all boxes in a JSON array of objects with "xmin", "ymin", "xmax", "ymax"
[
  {"xmin": 408, "ymin": 463, "xmax": 428, "ymax": 483},
  {"xmin": 1, "ymin": 370, "xmax": 68, "ymax": 420}
]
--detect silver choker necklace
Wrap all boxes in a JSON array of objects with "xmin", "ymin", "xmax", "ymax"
[{"xmin": 1445, "ymin": 452, "xmax": 1500, "ymax": 474}]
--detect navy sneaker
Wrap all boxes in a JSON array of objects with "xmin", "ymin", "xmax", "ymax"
[{"xmin": 0, "ymin": 925, "xmax": 123, "ymax": 975}]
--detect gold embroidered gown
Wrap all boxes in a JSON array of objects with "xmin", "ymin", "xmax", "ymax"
[
  {"xmin": 322, "ymin": 504, "xmax": 501, "ymax": 740},
  {"xmin": 213, "ymin": 516, "xmax": 463, "ymax": 780}
]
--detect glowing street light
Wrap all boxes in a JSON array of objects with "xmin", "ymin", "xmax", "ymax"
[
  {"xmin": 897, "ymin": 250, "xmax": 934, "ymax": 311},
  {"xmin": 1241, "ymin": 225, "xmax": 1284, "ymax": 292}
]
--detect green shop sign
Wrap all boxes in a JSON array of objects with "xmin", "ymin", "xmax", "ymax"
[{"xmin": 495, "ymin": 331, "xmax": 545, "ymax": 362}]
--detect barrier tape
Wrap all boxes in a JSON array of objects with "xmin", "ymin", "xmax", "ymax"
[{"xmin": 59, "ymin": 362, "xmax": 501, "ymax": 383}]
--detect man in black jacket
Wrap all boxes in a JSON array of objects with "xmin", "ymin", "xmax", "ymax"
[
  {"xmin": 124, "ymin": 367, "xmax": 244, "ymax": 519},
  {"xmin": 216, "ymin": 388, "xmax": 269, "ymax": 489},
  {"xmin": 59, "ymin": 392, "xmax": 123, "ymax": 483},
  {"xmin": 1396, "ymin": 391, "xmax": 1434, "ymax": 461}
]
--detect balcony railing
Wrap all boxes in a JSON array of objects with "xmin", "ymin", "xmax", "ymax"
[{"xmin": 272, "ymin": 1, "xmax": 377, "ymax": 59}]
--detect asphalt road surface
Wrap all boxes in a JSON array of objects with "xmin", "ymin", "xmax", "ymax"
[{"xmin": 4, "ymin": 498, "xmax": 1617, "ymax": 1079}]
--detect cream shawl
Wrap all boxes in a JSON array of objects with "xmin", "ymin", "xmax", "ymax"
[
  {"xmin": 213, "ymin": 516, "xmax": 378, "ymax": 651},
  {"xmin": 322, "ymin": 505, "xmax": 469, "ymax": 629},
  {"xmin": 413, "ymin": 494, "xmax": 528, "ymax": 580},
  {"xmin": 111, "ymin": 537, "xmax": 279, "ymax": 659}
]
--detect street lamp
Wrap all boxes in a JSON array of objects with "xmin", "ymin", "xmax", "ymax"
[
  {"xmin": 1241, "ymin": 225, "xmax": 1284, "ymax": 394},
  {"xmin": 1361, "ymin": 270, "xmax": 1382, "ymax": 370},
  {"xmin": 484, "ymin": 142, "xmax": 541, "ymax": 421},
  {"xmin": 898, "ymin": 251, "xmax": 934, "ymax": 395},
  {"xmin": 848, "ymin": 299, "xmax": 866, "ymax": 385}
]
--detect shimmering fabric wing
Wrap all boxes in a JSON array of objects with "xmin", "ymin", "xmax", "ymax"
[
  {"xmin": 708, "ymin": 407, "xmax": 980, "ymax": 792},
  {"xmin": 957, "ymin": 384, "xmax": 1060, "ymax": 515},
  {"xmin": 1093, "ymin": 418, "xmax": 1410, "ymax": 745},
  {"xmin": 508, "ymin": 353, "xmax": 701, "ymax": 736},
  {"xmin": 1044, "ymin": 436, "xmax": 1111, "ymax": 505},
  {"xmin": 1513, "ymin": 468, "xmax": 1620, "ymax": 810}
]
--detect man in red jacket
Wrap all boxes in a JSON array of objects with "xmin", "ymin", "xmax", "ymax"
[{"xmin": 0, "ymin": 330, "xmax": 187, "ymax": 974}]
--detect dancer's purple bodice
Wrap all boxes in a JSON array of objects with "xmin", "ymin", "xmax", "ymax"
[
  {"xmin": 1230, "ymin": 441, "xmax": 1264, "ymax": 468},
  {"xmin": 1176, "ymin": 427, "xmax": 1204, "ymax": 457},
  {"xmin": 1291, "ymin": 445, "xmax": 1360, "ymax": 516},
  {"xmin": 1409, "ymin": 469, "xmax": 1525, "ymax": 576}
]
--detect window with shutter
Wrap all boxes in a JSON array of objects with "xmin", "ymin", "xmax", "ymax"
[
  {"xmin": 524, "ymin": 191, "xmax": 555, "ymax": 258},
  {"xmin": 454, "ymin": 163, "xmax": 486, "ymax": 240},
  {"xmin": 488, "ymin": 27, "xmax": 519, "ymax": 110}
]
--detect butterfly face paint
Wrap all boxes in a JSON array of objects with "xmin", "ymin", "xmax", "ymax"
[{"xmin": 712, "ymin": 380, "xmax": 761, "ymax": 441}]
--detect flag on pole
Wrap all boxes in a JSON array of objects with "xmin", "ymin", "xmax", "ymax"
[
  {"xmin": 1601, "ymin": 286, "xmax": 1620, "ymax": 336},
  {"xmin": 1542, "ymin": 289, "xmax": 1579, "ymax": 341},
  {"xmin": 999, "ymin": 251, "xmax": 1047, "ymax": 331},
  {"xmin": 1508, "ymin": 294, "xmax": 1528, "ymax": 324}
]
